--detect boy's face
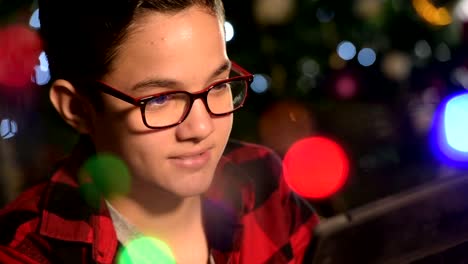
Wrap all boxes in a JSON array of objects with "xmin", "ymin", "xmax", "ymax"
[{"xmin": 90, "ymin": 6, "xmax": 232, "ymax": 197}]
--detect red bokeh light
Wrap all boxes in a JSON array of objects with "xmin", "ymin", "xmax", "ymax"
[
  {"xmin": 336, "ymin": 75, "xmax": 357, "ymax": 99},
  {"xmin": 0, "ymin": 24, "xmax": 43, "ymax": 90},
  {"xmin": 282, "ymin": 136, "xmax": 349, "ymax": 199}
]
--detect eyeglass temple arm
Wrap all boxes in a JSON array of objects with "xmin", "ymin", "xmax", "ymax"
[
  {"xmin": 95, "ymin": 81, "xmax": 141, "ymax": 106},
  {"xmin": 231, "ymin": 61, "xmax": 253, "ymax": 77}
]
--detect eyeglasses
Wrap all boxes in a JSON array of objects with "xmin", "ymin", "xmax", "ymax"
[{"xmin": 93, "ymin": 61, "xmax": 253, "ymax": 129}]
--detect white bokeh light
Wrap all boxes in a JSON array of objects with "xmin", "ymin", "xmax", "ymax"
[
  {"xmin": 224, "ymin": 21, "xmax": 234, "ymax": 42},
  {"xmin": 39, "ymin": 51, "xmax": 49, "ymax": 71},
  {"xmin": 32, "ymin": 51, "xmax": 51, "ymax": 85},
  {"xmin": 455, "ymin": 0, "xmax": 468, "ymax": 21}
]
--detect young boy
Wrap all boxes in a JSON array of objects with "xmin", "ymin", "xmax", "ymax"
[{"xmin": 0, "ymin": 0, "xmax": 319, "ymax": 263}]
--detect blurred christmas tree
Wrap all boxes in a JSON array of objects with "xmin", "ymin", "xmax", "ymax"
[{"xmin": 223, "ymin": 0, "xmax": 467, "ymax": 212}]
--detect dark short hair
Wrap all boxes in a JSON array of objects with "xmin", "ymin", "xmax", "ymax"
[{"xmin": 38, "ymin": 0, "xmax": 225, "ymax": 95}]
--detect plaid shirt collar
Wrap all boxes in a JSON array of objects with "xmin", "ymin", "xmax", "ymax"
[{"xmin": 37, "ymin": 137, "xmax": 246, "ymax": 263}]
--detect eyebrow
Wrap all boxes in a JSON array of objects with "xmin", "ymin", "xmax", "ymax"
[{"xmin": 130, "ymin": 60, "xmax": 232, "ymax": 92}]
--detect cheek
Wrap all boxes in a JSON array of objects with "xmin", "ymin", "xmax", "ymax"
[
  {"xmin": 216, "ymin": 114, "xmax": 233, "ymax": 139},
  {"xmin": 91, "ymin": 108, "xmax": 145, "ymax": 153},
  {"xmin": 96, "ymin": 99, "xmax": 149, "ymax": 133}
]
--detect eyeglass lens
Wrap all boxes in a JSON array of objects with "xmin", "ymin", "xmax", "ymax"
[{"xmin": 143, "ymin": 79, "xmax": 248, "ymax": 127}]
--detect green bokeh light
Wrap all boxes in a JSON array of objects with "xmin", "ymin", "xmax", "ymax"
[
  {"xmin": 118, "ymin": 237, "xmax": 176, "ymax": 264},
  {"xmin": 78, "ymin": 154, "xmax": 131, "ymax": 208}
]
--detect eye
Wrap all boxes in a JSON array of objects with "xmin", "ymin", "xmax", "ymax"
[
  {"xmin": 148, "ymin": 95, "xmax": 170, "ymax": 106},
  {"xmin": 212, "ymin": 82, "xmax": 230, "ymax": 90}
]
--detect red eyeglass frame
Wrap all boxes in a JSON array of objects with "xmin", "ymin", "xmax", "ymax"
[{"xmin": 93, "ymin": 61, "xmax": 254, "ymax": 129}]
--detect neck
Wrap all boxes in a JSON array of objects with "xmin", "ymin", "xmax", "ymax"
[
  {"xmin": 108, "ymin": 183, "xmax": 210, "ymax": 263},
  {"xmin": 108, "ymin": 179, "xmax": 204, "ymax": 240}
]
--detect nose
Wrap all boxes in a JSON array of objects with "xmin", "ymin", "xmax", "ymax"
[{"xmin": 175, "ymin": 98, "xmax": 214, "ymax": 142}]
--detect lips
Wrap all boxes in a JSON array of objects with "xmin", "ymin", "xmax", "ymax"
[{"xmin": 169, "ymin": 147, "xmax": 212, "ymax": 170}]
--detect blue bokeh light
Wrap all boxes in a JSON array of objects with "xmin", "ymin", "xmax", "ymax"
[
  {"xmin": 251, "ymin": 74, "xmax": 270, "ymax": 94},
  {"xmin": 1, "ymin": 119, "xmax": 18, "ymax": 140},
  {"xmin": 32, "ymin": 51, "xmax": 51, "ymax": 85},
  {"xmin": 34, "ymin": 65, "xmax": 51, "ymax": 85},
  {"xmin": 29, "ymin": 9, "xmax": 40, "ymax": 29},
  {"xmin": 431, "ymin": 93, "xmax": 468, "ymax": 165},
  {"xmin": 444, "ymin": 94, "xmax": 468, "ymax": 152},
  {"xmin": 337, "ymin": 41, "xmax": 357, "ymax": 61},
  {"xmin": 39, "ymin": 51, "xmax": 49, "ymax": 71},
  {"xmin": 357, "ymin": 48, "xmax": 377, "ymax": 67}
]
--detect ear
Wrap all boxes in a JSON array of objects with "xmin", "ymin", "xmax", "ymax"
[{"xmin": 49, "ymin": 79, "xmax": 94, "ymax": 134}]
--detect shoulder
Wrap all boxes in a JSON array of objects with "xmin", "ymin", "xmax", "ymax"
[
  {"xmin": 223, "ymin": 140, "xmax": 320, "ymax": 262},
  {"xmin": 0, "ymin": 183, "xmax": 47, "ymax": 245},
  {"xmin": 223, "ymin": 139, "xmax": 283, "ymax": 185},
  {"xmin": 225, "ymin": 139, "xmax": 281, "ymax": 163},
  {"xmin": 0, "ymin": 183, "xmax": 49, "ymax": 263}
]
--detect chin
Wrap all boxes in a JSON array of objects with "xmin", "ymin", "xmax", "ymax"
[
  {"xmin": 166, "ymin": 170, "xmax": 215, "ymax": 198},
  {"xmin": 170, "ymin": 182, "xmax": 213, "ymax": 197}
]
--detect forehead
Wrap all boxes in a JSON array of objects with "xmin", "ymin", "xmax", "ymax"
[{"xmin": 104, "ymin": 6, "xmax": 227, "ymax": 91}]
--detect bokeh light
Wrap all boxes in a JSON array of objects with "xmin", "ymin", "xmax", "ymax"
[
  {"xmin": 224, "ymin": 21, "xmax": 234, "ymax": 42},
  {"xmin": 381, "ymin": 51, "xmax": 412, "ymax": 81},
  {"xmin": 443, "ymin": 94, "xmax": 468, "ymax": 152},
  {"xmin": 78, "ymin": 154, "xmax": 131, "ymax": 208},
  {"xmin": 412, "ymin": 0, "xmax": 452, "ymax": 26},
  {"xmin": 431, "ymin": 93, "xmax": 468, "ymax": 165},
  {"xmin": 297, "ymin": 75, "xmax": 317, "ymax": 93},
  {"xmin": 29, "ymin": 9, "xmax": 40, "ymax": 29},
  {"xmin": 38, "ymin": 51, "xmax": 49, "ymax": 71},
  {"xmin": 297, "ymin": 58, "xmax": 320, "ymax": 93},
  {"xmin": 299, "ymin": 58, "xmax": 320, "ymax": 77},
  {"xmin": 335, "ymin": 74, "xmax": 358, "ymax": 99},
  {"xmin": 282, "ymin": 136, "xmax": 349, "ymax": 199},
  {"xmin": 357, "ymin": 48, "xmax": 377, "ymax": 67},
  {"xmin": 33, "ymin": 51, "xmax": 51, "ymax": 85},
  {"xmin": 354, "ymin": 0, "xmax": 384, "ymax": 19},
  {"xmin": 251, "ymin": 74, "xmax": 271, "ymax": 94},
  {"xmin": 450, "ymin": 66, "xmax": 468, "ymax": 89},
  {"xmin": 337, "ymin": 41, "xmax": 357, "ymax": 61},
  {"xmin": 455, "ymin": 0, "xmax": 468, "ymax": 21},
  {"xmin": 316, "ymin": 7, "xmax": 335, "ymax": 23},
  {"xmin": 0, "ymin": 119, "xmax": 18, "ymax": 140},
  {"xmin": 117, "ymin": 237, "xmax": 175, "ymax": 264},
  {"xmin": 33, "ymin": 65, "xmax": 51, "ymax": 86},
  {"xmin": 414, "ymin": 40, "xmax": 432, "ymax": 60},
  {"xmin": 435, "ymin": 43, "xmax": 451, "ymax": 62},
  {"xmin": 253, "ymin": 0, "xmax": 296, "ymax": 25},
  {"xmin": 0, "ymin": 24, "xmax": 43, "ymax": 90},
  {"xmin": 259, "ymin": 101, "xmax": 315, "ymax": 155}
]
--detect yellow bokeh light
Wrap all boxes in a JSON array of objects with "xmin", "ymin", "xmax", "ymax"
[{"xmin": 412, "ymin": 0, "xmax": 452, "ymax": 26}]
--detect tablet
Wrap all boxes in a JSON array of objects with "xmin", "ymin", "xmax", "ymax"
[{"xmin": 304, "ymin": 171, "xmax": 468, "ymax": 264}]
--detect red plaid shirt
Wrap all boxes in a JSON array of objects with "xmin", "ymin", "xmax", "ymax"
[{"xmin": 0, "ymin": 139, "xmax": 319, "ymax": 263}]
